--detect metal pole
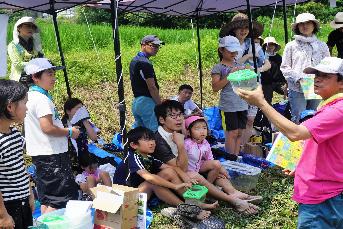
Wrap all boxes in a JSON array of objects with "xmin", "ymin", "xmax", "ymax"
[
  {"xmin": 110, "ymin": 0, "xmax": 126, "ymax": 142},
  {"xmin": 49, "ymin": 0, "xmax": 72, "ymax": 98},
  {"xmin": 195, "ymin": 13, "xmax": 203, "ymax": 109},
  {"xmin": 282, "ymin": 0, "xmax": 289, "ymax": 43},
  {"xmin": 246, "ymin": 0, "xmax": 258, "ymax": 75}
]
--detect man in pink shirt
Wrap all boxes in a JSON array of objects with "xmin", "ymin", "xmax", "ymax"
[{"xmin": 237, "ymin": 57, "xmax": 343, "ymax": 228}]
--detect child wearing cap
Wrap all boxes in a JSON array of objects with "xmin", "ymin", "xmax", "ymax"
[
  {"xmin": 24, "ymin": 58, "xmax": 79, "ymax": 214},
  {"xmin": 211, "ymin": 35, "xmax": 249, "ymax": 155},
  {"xmin": 237, "ymin": 56, "xmax": 343, "ymax": 228},
  {"xmin": 183, "ymin": 115, "xmax": 262, "ymax": 215},
  {"xmin": 281, "ymin": 13, "xmax": 330, "ymax": 124}
]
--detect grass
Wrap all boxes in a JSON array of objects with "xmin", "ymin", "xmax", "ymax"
[{"xmin": 5, "ymin": 17, "xmax": 333, "ymax": 228}]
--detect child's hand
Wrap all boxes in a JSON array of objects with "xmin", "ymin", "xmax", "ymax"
[
  {"xmin": 219, "ymin": 168, "xmax": 230, "ymax": 179},
  {"xmin": 184, "ymin": 177, "xmax": 198, "ymax": 185},
  {"xmin": 0, "ymin": 211, "xmax": 15, "ymax": 229},
  {"xmin": 172, "ymin": 132, "xmax": 185, "ymax": 146},
  {"xmin": 174, "ymin": 182, "xmax": 192, "ymax": 190},
  {"xmin": 71, "ymin": 126, "xmax": 81, "ymax": 139},
  {"xmin": 283, "ymin": 169, "xmax": 295, "ymax": 177}
]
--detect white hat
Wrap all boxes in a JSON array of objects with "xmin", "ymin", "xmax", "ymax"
[
  {"xmin": 291, "ymin": 13, "xmax": 320, "ymax": 33},
  {"xmin": 330, "ymin": 12, "xmax": 343, "ymax": 29},
  {"xmin": 140, "ymin": 35, "xmax": 165, "ymax": 45},
  {"xmin": 218, "ymin": 36, "xmax": 242, "ymax": 53},
  {"xmin": 262, "ymin": 36, "xmax": 281, "ymax": 52},
  {"xmin": 25, "ymin": 58, "xmax": 64, "ymax": 75},
  {"xmin": 13, "ymin": 16, "xmax": 42, "ymax": 52},
  {"xmin": 303, "ymin": 57, "xmax": 343, "ymax": 76}
]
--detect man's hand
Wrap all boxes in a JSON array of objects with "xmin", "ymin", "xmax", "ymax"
[
  {"xmin": 172, "ymin": 132, "xmax": 185, "ymax": 146},
  {"xmin": 184, "ymin": 177, "xmax": 198, "ymax": 185},
  {"xmin": 236, "ymin": 85, "xmax": 266, "ymax": 107},
  {"xmin": 174, "ymin": 183, "xmax": 192, "ymax": 190},
  {"xmin": 0, "ymin": 211, "xmax": 15, "ymax": 229}
]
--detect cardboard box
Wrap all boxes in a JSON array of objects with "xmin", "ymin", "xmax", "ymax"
[
  {"xmin": 91, "ymin": 184, "xmax": 139, "ymax": 229},
  {"xmin": 243, "ymin": 142, "xmax": 264, "ymax": 158}
]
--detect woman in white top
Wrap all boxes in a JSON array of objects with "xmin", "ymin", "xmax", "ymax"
[{"xmin": 281, "ymin": 13, "xmax": 330, "ymax": 123}]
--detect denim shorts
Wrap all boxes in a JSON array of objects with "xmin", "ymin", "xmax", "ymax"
[
  {"xmin": 132, "ymin": 96, "xmax": 158, "ymax": 131},
  {"xmin": 297, "ymin": 193, "xmax": 343, "ymax": 229}
]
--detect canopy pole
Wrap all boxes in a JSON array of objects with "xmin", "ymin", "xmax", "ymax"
[
  {"xmin": 282, "ymin": 0, "xmax": 289, "ymax": 43},
  {"xmin": 110, "ymin": 0, "xmax": 127, "ymax": 142},
  {"xmin": 195, "ymin": 13, "xmax": 203, "ymax": 109},
  {"xmin": 49, "ymin": 0, "xmax": 72, "ymax": 98},
  {"xmin": 246, "ymin": 0, "xmax": 258, "ymax": 76}
]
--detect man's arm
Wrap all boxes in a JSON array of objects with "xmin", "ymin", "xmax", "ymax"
[
  {"xmin": 146, "ymin": 78, "xmax": 161, "ymax": 104},
  {"xmin": 172, "ymin": 132, "xmax": 189, "ymax": 171},
  {"xmin": 237, "ymin": 86, "xmax": 312, "ymax": 141},
  {"xmin": 0, "ymin": 192, "xmax": 15, "ymax": 229}
]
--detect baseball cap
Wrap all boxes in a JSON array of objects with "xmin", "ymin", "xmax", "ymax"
[
  {"xmin": 218, "ymin": 35, "xmax": 242, "ymax": 53},
  {"xmin": 303, "ymin": 57, "xmax": 343, "ymax": 76},
  {"xmin": 140, "ymin": 35, "xmax": 165, "ymax": 45},
  {"xmin": 24, "ymin": 58, "xmax": 65, "ymax": 75},
  {"xmin": 184, "ymin": 115, "xmax": 205, "ymax": 129}
]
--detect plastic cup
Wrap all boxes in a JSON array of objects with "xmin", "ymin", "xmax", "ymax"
[{"xmin": 227, "ymin": 69, "xmax": 258, "ymax": 92}]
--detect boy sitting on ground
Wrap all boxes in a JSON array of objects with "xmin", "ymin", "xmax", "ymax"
[
  {"xmin": 113, "ymin": 126, "xmax": 217, "ymax": 210},
  {"xmin": 171, "ymin": 84, "xmax": 202, "ymax": 117}
]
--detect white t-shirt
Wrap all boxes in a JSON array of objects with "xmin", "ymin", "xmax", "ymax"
[
  {"xmin": 171, "ymin": 96, "xmax": 199, "ymax": 116},
  {"xmin": 25, "ymin": 91, "xmax": 68, "ymax": 156}
]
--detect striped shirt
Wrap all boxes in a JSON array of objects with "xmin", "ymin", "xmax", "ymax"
[{"xmin": 0, "ymin": 128, "xmax": 30, "ymax": 202}]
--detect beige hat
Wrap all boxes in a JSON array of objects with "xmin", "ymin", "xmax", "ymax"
[
  {"xmin": 262, "ymin": 36, "xmax": 281, "ymax": 52},
  {"xmin": 330, "ymin": 12, "xmax": 343, "ymax": 29},
  {"xmin": 291, "ymin": 13, "xmax": 320, "ymax": 33},
  {"xmin": 219, "ymin": 13, "xmax": 264, "ymax": 39}
]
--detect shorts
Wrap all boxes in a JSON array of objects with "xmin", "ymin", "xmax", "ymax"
[
  {"xmin": 32, "ymin": 152, "xmax": 78, "ymax": 209},
  {"xmin": 220, "ymin": 110, "xmax": 248, "ymax": 131},
  {"xmin": 4, "ymin": 198, "xmax": 33, "ymax": 229}
]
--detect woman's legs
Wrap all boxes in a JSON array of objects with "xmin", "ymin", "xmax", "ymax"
[{"xmin": 288, "ymin": 90, "xmax": 307, "ymax": 124}]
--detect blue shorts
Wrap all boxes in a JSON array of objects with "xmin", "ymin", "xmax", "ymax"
[
  {"xmin": 132, "ymin": 96, "xmax": 158, "ymax": 131},
  {"xmin": 297, "ymin": 193, "xmax": 343, "ymax": 229}
]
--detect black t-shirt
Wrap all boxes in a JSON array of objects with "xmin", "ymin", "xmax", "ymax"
[
  {"xmin": 327, "ymin": 29, "xmax": 343, "ymax": 58},
  {"xmin": 152, "ymin": 132, "xmax": 176, "ymax": 164},
  {"xmin": 261, "ymin": 54, "xmax": 285, "ymax": 85},
  {"xmin": 129, "ymin": 53, "xmax": 159, "ymax": 98}
]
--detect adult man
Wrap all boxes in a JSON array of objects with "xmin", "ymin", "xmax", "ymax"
[
  {"xmin": 152, "ymin": 100, "xmax": 260, "ymax": 215},
  {"xmin": 130, "ymin": 35, "xmax": 164, "ymax": 132},
  {"xmin": 237, "ymin": 57, "xmax": 343, "ymax": 228},
  {"xmin": 328, "ymin": 12, "xmax": 343, "ymax": 58}
]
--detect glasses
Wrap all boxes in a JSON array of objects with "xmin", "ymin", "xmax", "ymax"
[
  {"xmin": 314, "ymin": 72, "xmax": 337, "ymax": 80},
  {"xmin": 147, "ymin": 43, "xmax": 161, "ymax": 49},
  {"xmin": 167, "ymin": 112, "xmax": 184, "ymax": 120}
]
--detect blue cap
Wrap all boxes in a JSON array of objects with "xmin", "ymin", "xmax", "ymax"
[
  {"xmin": 218, "ymin": 35, "xmax": 242, "ymax": 53},
  {"xmin": 300, "ymin": 110, "xmax": 315, "ymax": 121}
]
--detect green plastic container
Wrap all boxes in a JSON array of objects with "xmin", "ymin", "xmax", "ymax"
[
  {"xmin": 183, "ymin": 184, "xmax": 208, "ymax": 205},
  {"xmin": 37, "ymin": 209, "xmax": 70, "ymax": 229},
  {"xmin": 227, "ymin": 69, "xmax": 258, "ymax": 91}
]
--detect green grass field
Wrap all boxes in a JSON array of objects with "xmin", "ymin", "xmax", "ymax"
[{"xmin": 5, "ymin": 18, "xmax": 335, "ymax": 228}]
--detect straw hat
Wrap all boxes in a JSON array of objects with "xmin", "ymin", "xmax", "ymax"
[
  {"xmin": 291, "ymin": 13, "xmax": 320, "ymax": 32},
  {"xmin": 262, "ymin": 36, "xmax": 281, "ymax": 52},
  {"xmin": 330, "ymin": 12, "xmax": 343, "ymax": 29},
  {"xmin": 219, "ymin": 13, "xmax": 264, "ymax": 39}
]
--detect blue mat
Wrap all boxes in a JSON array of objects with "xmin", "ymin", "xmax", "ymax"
[{"xmin": 88, "ymin": 143, "xmax": 122, "ymax": 164}]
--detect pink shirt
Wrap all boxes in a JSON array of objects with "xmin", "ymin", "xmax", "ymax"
[
  {"xmin": 184, "ymin": 138, "xmax": 214, "ymax": 172},
  {"xmin": 293, "ymin": 99, "xmax": 343, "ymax": 204}
]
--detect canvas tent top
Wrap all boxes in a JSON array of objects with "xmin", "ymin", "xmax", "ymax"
[{"xmin": 93, "ymin": 0, "xmax": 309, "ymax": 17}]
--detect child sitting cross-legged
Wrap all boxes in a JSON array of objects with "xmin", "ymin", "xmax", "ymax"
[
  {"xmin": 184, "ymin": 116, "xmax": 263, "ymax": 210},
  {"xmin": 75, "ymin": 152, "xmax": 112, "ymax": 200},
  {"xmin": 113, "ymin": 126, "xmax": 218, "ymax": 210}
]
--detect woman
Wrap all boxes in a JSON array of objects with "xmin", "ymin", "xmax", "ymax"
[
  {"xmin": 7, "ymin": 16, "xmax": 43, "ymax": 82},
  {"xmin": 281, "ymin": 13, "xmax": 330, "ymax": 124}
]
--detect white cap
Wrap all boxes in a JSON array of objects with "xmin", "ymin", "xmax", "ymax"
[
  {"xmin": 218, "ymin": 35, "xmax": 241, "ymax": 52},
  {"xmin": 24, "ymin": 58, "xmax": 64, "ymax": 75},
  {"xmin": 303, "ymin": 57, "xmax": 343, "ymax": 76}
]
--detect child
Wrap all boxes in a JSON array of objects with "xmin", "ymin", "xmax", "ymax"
[
  {"xmin": 184, "ymin": 116, "xmax": 262, "ymax": 203},
  {"xmin": 24, "ymin": 58, "xmax": 79, "ymax": 214},
  {"xmin": 113, "ymin": 126, "xmax": 217, "ymax": 210},
  {"xmin": 75, "ymin": 153, "xmax": 112, "ymax": 200},
  {"xmin": 171, "ymin": 84, "xmax": 202, "ymax": 117},
  {"xmin": 211, "ymin": 35, "xmax": 249, "ymax": 155},
  {"xmin": 237, "ymin": 56, "xmax": 343, "ymax": 227},
  {"xmin": 0, "ymin": 80, "xmax": 34, "ymax": 229}
]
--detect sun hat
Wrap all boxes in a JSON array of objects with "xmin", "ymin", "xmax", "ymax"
[
  {"xmin": 24, "ymin": 58, "xmax": 64, "ymax": 75},
  {"xmin": 218, "ymin": 36, "xmax": 242, "ymax": 52},
  {"xmin": 184, "ymin": 116, "xmax": 205, "ymax": 129},
  {"xmin": 219, "ymin": 13, "xmax": 264, "ymax": 39},
  {"xmin": 291, "ymin": 13, "xmax": 320, "ymax": 32},
  {"xmin": 303, "ymin": 57, "xmax": 343, "ymax": 76},
  {"xmin": 330, "ymin": 12, "xmax": 343, "ymax": 29},
  {"xmin": 262, "ymin": 36, "xmax": 281, "ymax": 52},
  {"xmin": 141, "ymin": 35, "xmax": 165, "ymax": 45}
]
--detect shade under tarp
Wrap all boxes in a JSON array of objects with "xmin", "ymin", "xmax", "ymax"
[
  {"xmin": 92, "ymin": 0, "xmax": 309, "ymax": 17},
  {"xmin": 0, "ymin": 0, "xmax": 96, "ymax": 13}
]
